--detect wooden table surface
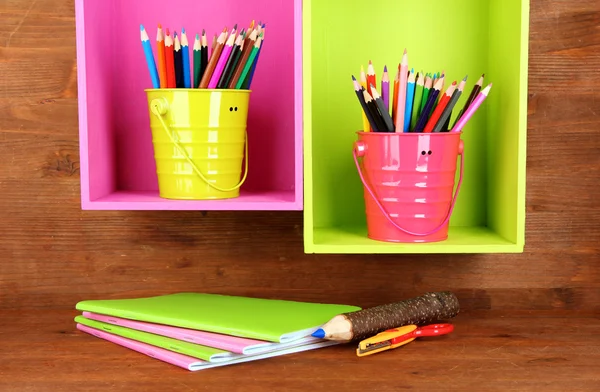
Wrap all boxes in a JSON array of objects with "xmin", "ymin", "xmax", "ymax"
[{"xmin": 1, "ymin": 0, "xmax": 599, "ymax": 391}]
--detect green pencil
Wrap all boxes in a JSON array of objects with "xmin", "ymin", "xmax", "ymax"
[
  {"xmin": 235, "ymin": 34, "xmax": 262, "ymax": 89},
  {"xmin": 420, "ymin": 74, "xmax": 433, "ymax": 116},
  {"xmin": 410, "ymin": 72, "xmax": 425, "ymax": 131},
  {"xmin": 193, "ymin": 34, "xmax": 202, "ymax": 88}
]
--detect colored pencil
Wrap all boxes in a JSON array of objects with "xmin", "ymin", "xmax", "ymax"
[
  {"xmin": 235, "ymin": 35, "xmax": 262, "ymax": 89},
  {"xmin": 164, "ymin": 29, "xmax": 176, "ymax": 88},
  {"xmin": 174, "ymin": 32, "xmax": 184, "ymax": 88},
  {"xmin": 352, "ymin": 76, "xmax": 380, "ymax": 133},
  {"xmin": 423, "ymin": 81, "xmax": 457, "ymax": 133},
  {"xmin": 453, "ymin": 73, "xmax": 484, "ymax": 128},
  {"xmin": 359, "ymin": 65, "xmax": 371, "ymax": 131},
  {"xmin": 370, "ymin": 84, "xmax": 395, "ymax": 132},
  {"xmin": 413, "ymin": 77, "xmax": 443, "ymax": 132},
  {"xmin": 243, "ymin": 23, "xmax": 266, "ymax": 89},
  {"xmin": 431, "ymin": 75, "xmax": 467, "ymax": 133},
  {"xmin": 363, "ymin": 89, "xmax": 386, "ymax": 133},
  {"xmin": 140, "ymin": 25, "xmax": 160, "ymax": 88},
  {"xmin": 200, "ymin": 28, "xmax": 227, "ymax": 88},
  {"xmin": 211, "ymin": 33, "xmax": 217, "ymax": 53},
  {"xmin": 200, "ymin": 30, "xmax": 208, "ymax": 82},
  {"xmin": 193, "ymin": 34, "xmax": 202, "ymax": 88},
  {"xmin": 208, "ymin": 25, "xmax": 237, "ymax": 88},
  {"xmin": 410, "ymin": 72, "xmax": 425, "ymax": 131},
  {"xmin": 156, "ymin": 24, "xmax": 167, "ymax": 88},
  {"xmin": 392, "ymin": 66, "xmax": 400, "ymax": 123},
  {"xmin": 228, "ymin": 28, "xmax": 258, "ymax": 88},
  {"xmin": 180, "ymin": 28, "xmax": 191, "ymax": 88},
  {"xmin": 451, "ymin": 83, "xmax": 492, "ymax": 132},
  {"xmin": 381, "ymin": 66, "xmax": 390, "ymax": 112},
  {"xmin": 437, "ymin": 71, "xmax": 445, "ymax": 103},
  {"xmin": 366, "ymin": 60, "xmax": 376, "ymax": 96},
  {"xmin": 420, "ymin": 74, "xmax": 433, "ymax": 116},
  {"xmin": 394, "ymin": 49, "xmax": 408, "ymax": 132},
  {"xmin": 218, "ymin": 30, "xmax": 245, "ymax": 89},
  {"xmin": 243, "ymin": 20, "xmax": 255, "ymax": 51},
  {"xmin": 403, "ymin": 68, "xmax": 416, "ymax": 132}
]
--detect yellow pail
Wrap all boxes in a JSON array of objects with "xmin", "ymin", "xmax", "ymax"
[{"xmin": 145, "ymin": 89, "xmax": 250, "ymax": 200}]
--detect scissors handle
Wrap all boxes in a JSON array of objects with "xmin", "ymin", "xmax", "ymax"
[{"xmin": 414, "ymin": 324, "xmax": 454, "ymax": 337}]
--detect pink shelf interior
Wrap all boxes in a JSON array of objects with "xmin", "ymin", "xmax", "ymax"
[{"xmin": 75, "ymin": 0, "xmax": 302, "ymax": 210}]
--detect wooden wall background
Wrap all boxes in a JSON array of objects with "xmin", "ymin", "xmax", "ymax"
[{"xmin": 0, "ymin": 1, "xmax": 599, "ymax": 390}]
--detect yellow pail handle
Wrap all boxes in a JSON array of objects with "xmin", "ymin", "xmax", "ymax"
[{"xmin": 150, "ymin": 98, "xmax": 248, "ymax": 193}]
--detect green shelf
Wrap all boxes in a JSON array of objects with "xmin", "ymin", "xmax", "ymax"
[{"xmin": 303, "ymin": 0, "xmax": 529, "ymax": 253}]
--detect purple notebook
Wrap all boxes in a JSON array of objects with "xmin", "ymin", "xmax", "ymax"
[{"xmin": 83, "ymin": 311, "xmax": 321, "ymax": 355}]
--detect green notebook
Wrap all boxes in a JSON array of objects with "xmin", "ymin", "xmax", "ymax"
[
  {"xmin": 75, "ymin": 315, "xmax": 235, "ymax": 362},
  {"xmin": 76, "ymin": 293, "xmax": 361, "ymax": 342}
]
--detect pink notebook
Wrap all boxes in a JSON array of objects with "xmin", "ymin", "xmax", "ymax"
[
  {"xmin": 77, "ymin": 324, "xmax": 339, "ymax": 371},
  {"xmin": 83, "ymin": 311, "xmax": 321, "ymax": 355}
]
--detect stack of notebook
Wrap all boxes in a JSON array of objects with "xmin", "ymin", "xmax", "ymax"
[{"xmin": 74, "ymin": 292, "xmax": 361, "ymax": 371}]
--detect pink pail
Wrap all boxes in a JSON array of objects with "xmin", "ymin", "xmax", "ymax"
[{"xmin": 353, "ymin": 132, "xmax": 465, "ymax": 243}]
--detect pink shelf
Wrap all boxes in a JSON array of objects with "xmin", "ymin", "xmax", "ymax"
[{"xmin": 75, "ymin": 0, "xmax": 303, "ymax": 211}]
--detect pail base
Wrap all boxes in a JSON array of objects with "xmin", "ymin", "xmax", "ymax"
[
  {"xmin": 366, "ymin": 233, "xmax": 449, "ymax": 244},
  {"xmin": 158, "ymin": 192, "xmax": 240, "ymax": 200}
]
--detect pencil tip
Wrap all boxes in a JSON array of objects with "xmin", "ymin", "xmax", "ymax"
[
  {"xmin": 166, "ymin": 28, "xmax": 170, "ymax": 35},
  {"xmin": 403, "ymin": 48, "xmax": 407, "ymax": 54},
  {"xmin": 158, "ymin": 23, "xmax": 162, "ymax": 29},
  {"xmin": 202, "ymin": 29, "xmax": 205, "ymax": 35},
  {"xmin": 352, "ymin": 75, "xmax": 356, "ymax": 81},
  {"xmin": 312, "ymin": 329, "xmax": 325, "ymax": 339},
  {"xmin": 463, "ymin": 75, "xmax": 468, "ymax": 81},
  {"xmin": 384, "ymin": 65, "xmax": 388, "ymax": 72},
  {"xmin": 140, "ymin": 24, "xmax": 144, "ymax": 31}
]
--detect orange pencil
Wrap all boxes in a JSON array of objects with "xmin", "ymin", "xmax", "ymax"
[
  {"xmin": 392, "ymin": 66, "xmax": 400, "ymax": 123},
  {"xmin": 156, "ymin": 24, "xmax": 167, "ymax": 88},
  {"xmin": 423, "ymin": 81, "xmax": 457, "ymax": 133},
  {"xmin": 200, "ymin": 28, "xmax": 228, "ymax": 88},
  {"xmin": 165, "ymin": 29, "xmax": 176, "ymax": 88}
]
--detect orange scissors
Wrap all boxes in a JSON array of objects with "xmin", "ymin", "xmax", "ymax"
[{"xmin": 356, "ymin": 323, "xmax": 454, "ymax": 357}]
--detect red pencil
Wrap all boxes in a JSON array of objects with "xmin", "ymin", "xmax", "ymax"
[
  {"xmin": 423, "ymin": 81, "xmax": 457, "ymax": 133},
  {"xmin": 165, "ymin": 29, "xmax": 176, "ymax": 88},
  {"xmin": 366, "ymin": 60, "xmax": 376, "ymax": 96}
]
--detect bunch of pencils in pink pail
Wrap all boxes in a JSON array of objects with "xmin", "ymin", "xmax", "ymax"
[{"xmin": 351, "ymin": 49, "xmax": 492, "ymax": 133}]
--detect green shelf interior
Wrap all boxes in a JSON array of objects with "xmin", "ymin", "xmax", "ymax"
[{"xmin": 303, "ymin": 0, "xmax": 529, "ymax": 253}]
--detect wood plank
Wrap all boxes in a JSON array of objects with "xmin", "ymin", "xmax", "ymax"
[{"xmin": 1, "ymin": 310, "xmax": 599, "ymax": 391}]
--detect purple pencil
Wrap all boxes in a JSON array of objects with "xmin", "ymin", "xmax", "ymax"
[
  {"xmin": 208, "ymin": 26, "xmax": 237, "ymax": 88},
  {"xmin": 450, "ymin": 83, "xmax": 492, "ymax": 132},
  {"xmin": 382, "ymin": 65, "xmax": 390, "ymax": 112}
]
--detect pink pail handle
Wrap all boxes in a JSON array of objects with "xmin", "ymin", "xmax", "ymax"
[{"xmin": 353, "ymin": 139, "xmax": 464, "ymax": 237}]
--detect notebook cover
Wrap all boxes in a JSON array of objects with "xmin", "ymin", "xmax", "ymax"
[
  {"xmin": 74, "ymin": 315, "xmax": 238, "ymax": 363},
  {"xmin": 83, "ymin": 311, "xmax": 321, "ymax": 355},
  {"xmin": 75, "ymin": 292, "xmax": 361, "ymax": 342},
  {"xmin": 77, "ymin": 323, "xmax": 340, "ymax": 372}
]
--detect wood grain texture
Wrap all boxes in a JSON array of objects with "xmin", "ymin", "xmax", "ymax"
[{"xmin": 1, "ymin": 0, "xmax": 599, "ymax": 390}]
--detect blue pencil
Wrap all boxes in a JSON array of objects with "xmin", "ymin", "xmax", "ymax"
[
  {"xmin": 403, "ymin": 68, "xmax": 416, "ymax": 132},
  {"xmin": 180, "ymin": 28, "xmax": 191, "ymax": 88},
  {"xmin": 140, "ymin": 25, "xmax": 160, "ymax": 88}
]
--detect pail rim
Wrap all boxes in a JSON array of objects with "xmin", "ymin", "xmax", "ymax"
[
  {"xmin": 355, "ymin": 131, "xmax": 462, "ymax": 136},
  {"xmin": 145, "ymin": 88, "xmax": 251, "ymax": 93}
]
